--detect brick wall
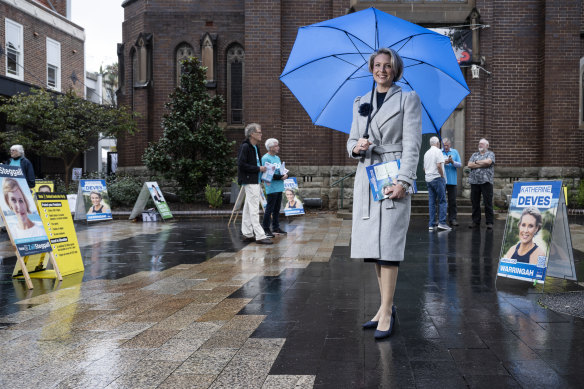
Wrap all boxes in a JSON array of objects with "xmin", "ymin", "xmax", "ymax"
[
  {"xmin": 33, "ymin": 0, "xmax": 67, "ymax": 17},
  {"xmin": 118, "ymin": 0, "xmax": 583, "ymax": 180},
  {"xmin": 118, "ymin": 0, "xmax": 245, "ymax": 166},
  {"xmin": 467, "ymin": 0, "xmax": 583, "ymax": 167},
  {"xmin": 0, "ymin": 3, "xmax": 84, "ymax": 96}
]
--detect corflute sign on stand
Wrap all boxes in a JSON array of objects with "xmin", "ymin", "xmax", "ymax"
[
  {"xmin": 35, "ymin": 193, "xmax": 84, "ymax": 276},
  {"xmin": 497, "ymin": 181, "xmax": 562, "ymax": 284},
  {"xmin": 129, "ymin": 182, "xmax": 173, "ymax": 220},
  {"xmin": 0, "ymin": 166, "xmax": 51, "ymax": 256},
  {"xmin": 75, "ymin": 180, "xmax": 112, "ymax": 221}
]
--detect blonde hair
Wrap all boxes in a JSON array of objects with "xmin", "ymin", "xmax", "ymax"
[
  {"xmin": 3, "ymin": 178, "xmax": 31, "ymax": 214},
  {"xmin": 368, "ymin": 48, "xmax": 404, "ymax": 82}
]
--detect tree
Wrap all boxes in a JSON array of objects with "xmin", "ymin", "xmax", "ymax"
[
  {"xmin": 0, "ymin": 88, "xmax": 137, "ymax": 188},
  {"xmin": 142, "ymin": 56, "xmax": 236, "ymax": 201},
  {"xmin": 100, "ymin": 62, "xmax": 118, "ymax": 106}
]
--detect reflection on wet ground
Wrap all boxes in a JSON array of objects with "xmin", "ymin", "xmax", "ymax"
[{"xmin": 0, "ymin": 215, "xmax": 584, "ymax": 388}]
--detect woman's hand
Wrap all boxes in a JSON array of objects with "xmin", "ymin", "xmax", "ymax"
[
  {"xmin": 386, "ymin": 183, "xmax": 406, "ymax": 200},
  {"xmin": 353, "ymin": 138, "xmax": 372, "ymax": 154}
]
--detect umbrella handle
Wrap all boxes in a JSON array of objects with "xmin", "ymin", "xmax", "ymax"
[{"xmin": 358, "ymin": 134, "xmax": 369, "ymax": 158}]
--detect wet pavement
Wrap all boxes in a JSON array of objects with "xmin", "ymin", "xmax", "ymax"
[{"xmin": 1, "ymin": 214, "xmax": 584, "ymax": 388}]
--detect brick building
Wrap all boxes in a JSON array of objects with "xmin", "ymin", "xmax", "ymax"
[
  {"xmin": 0, "ymin": 0, "xmax": 84, "ymax": 174},
  {"xmin": 117, "ymin": 0, "xmax": 584, "ymax": 207}
]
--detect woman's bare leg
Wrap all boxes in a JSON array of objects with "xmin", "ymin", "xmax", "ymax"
[
  {"xmin": 371, "ymin": 264, "xmax": 383, "ymax": 321},
  {"xmin": 376, "ymin": 265, "xmax": 398, "ymax": 331}
]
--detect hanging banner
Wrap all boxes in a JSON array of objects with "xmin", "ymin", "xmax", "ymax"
[
  {"xmin": 282, "ymin": 177, "xmax": 304, "ymax": 216},
  {"xmin": 129, "ymin": 182, "xmax": 173, "ymax": 220},
  {"xmin": 76, "ymin": 179, "xmax": 112, "ymax": 221},
  {"xmin": 497, "ymin": 181, "xmax": 561, "ymax": 283},
  {"xmin": 35, "ymin": 193, "xmax": 84, "ymax": 276},
  {"xmin": 0, "ymin": 166, "xmax": 51, "ymax": 257}
]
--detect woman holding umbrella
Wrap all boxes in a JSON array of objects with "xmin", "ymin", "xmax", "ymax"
[{"xmin": 348, "ymin": 48, "xmax": 422, "ymax": 339}]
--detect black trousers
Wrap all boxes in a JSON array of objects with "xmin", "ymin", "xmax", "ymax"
[
  {"xmin": 470, "ymin": 183, "xmax": 494, "ymax": 225},
  {"xmin": 263, "ymin": 192, "xmax": 282, "ymax": 231},
  {"xmin": 446, "ymin": 184, "xmax": 457, "ymax": 222}
]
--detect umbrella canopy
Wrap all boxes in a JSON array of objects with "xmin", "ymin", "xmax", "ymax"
[{"xmin": 280, "ymin": 7, "xmax": 470, "ymax": 135}]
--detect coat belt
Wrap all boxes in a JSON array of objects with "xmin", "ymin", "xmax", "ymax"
[{"xmin": 361, "ymin": 143, "xmax": 403, "ymax": 220}]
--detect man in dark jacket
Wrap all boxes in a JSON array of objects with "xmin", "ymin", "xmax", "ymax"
[
  {"xmin": 9, "ymin": 145, "xmax": 35, "ymax": 188},
  {"xmin": 237, "ymin": 123, "xmax": 272, "ymax": 244}
]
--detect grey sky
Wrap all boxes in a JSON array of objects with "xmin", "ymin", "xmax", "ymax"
[{"xmin": 70, "ymin": 0, "xmax": 124, "ymax": 72}]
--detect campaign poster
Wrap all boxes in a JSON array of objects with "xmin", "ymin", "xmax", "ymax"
[
  {"xmin": 0, "ymin": 165, "xmax": 51, "ymax": 257},
  {"xmin": 80, "ymin": 179, "xmax": 112, "ymax": 221},
  {"xmin": 497, "ymin": 181, "xmax": 561, "ymax": 283},
  {"xmin": 33, "ymin": 180, "xmax": 54, "ymax": 194},
  {"xmin": 35, "ymin": 193, "xmax": 84, "ymax": 276},
  {"xmin": 282, "ymin": 177, "xmax": 304, "ymax": 216},
  {"xmin": 146, "ymin": 182, "xmax": 172, "ymax": 219}
]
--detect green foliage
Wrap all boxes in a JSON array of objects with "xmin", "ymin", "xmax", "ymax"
[
  {"xmin": 575, "ymin": 181, "xmax": 584, "ymax": 209},
  {"xmin": 205, "ymin": 185, "xmax": 223, "ymax": 208},
  {"xmin": 142, "ymin": 57, "xmax": 236, "ymax": 202},
  {"xmin": 0, "ymin": 88, "xmax": 137, "ymax": 188},
  {"xmin": 107, "ymin": 174, "xmax": 144, "ymax": 207}
]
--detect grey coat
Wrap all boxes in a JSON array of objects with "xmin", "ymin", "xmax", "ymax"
[{"xmin": 346, "ymin": 85, "xmax": 422, "ymax": 261}]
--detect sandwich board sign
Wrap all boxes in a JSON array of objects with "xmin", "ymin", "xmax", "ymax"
[
  {"xmin": 497, "ymin": 181, "xmax": 576, "ymax": 285},
  {"xmin": 129, "ymin": 182, "xmax": 173, "ymax": 220}
]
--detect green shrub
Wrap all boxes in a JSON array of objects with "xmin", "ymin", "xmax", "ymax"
[
  {"xmin": 205, "ymin": 185, "xmax": 223, "ymax": 208},
  {"xmin": 108, "ymin": 174, "xmax": 143, "ymax": 207},
  {"xmin": 576, "ymin": 180, "xmax": 584, "ymax": 209}
]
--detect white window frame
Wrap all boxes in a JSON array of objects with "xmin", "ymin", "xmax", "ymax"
[
  {"xmin": 46, "ymin": 37, "xmax": 61, "ymax": 91},
  {"xmin": 5, "ymin": 19, "xmax": 24, "ymax": 81}
]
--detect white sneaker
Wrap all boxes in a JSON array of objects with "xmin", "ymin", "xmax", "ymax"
[
  {"xmin": 428, "ymin": 226, "xmax": 436, "ymax": 231},
  {"xmin": 437, "ymin": 224, "xmax": 452, "ymax": 231}
]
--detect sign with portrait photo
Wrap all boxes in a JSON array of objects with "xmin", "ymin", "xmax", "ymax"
[
  {"xmin": 147, "ymin": 182, "xmax": 172, "ymax": 219},
  {"xmin": 32, "ymin": 180, "xmax": 54, "ymax": 195},
  {"xmin": 0, "ymin": 165, "xmax": 51, "ymax": 257},
  {"xmin": 497, "ymin": 181, "xmax": 562, "ymax": 283},
  {"xmin": 129, "ymin": 182, "xmax": 173, "ymax": 220},
  {"xmin": 75, "ymin": 179, "xmax": 112, "ymax": 221},
  {"xmin": 282, "ymin": 177, "xmax": 304, "ymax": 216}
]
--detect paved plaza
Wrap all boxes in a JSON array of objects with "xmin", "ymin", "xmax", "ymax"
[{"xmin": 1, "ymin": 214, "xmax": 584, "ymax": 388}]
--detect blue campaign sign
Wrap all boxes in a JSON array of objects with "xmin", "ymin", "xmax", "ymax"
[
  {"xmin": 80, "ymin": 179, "xmax": 113, "ymax": 222},
  {"xmin": 282, "ymin": 177, "xmax": 305, "ymax": 216},
  {"xmin": 497, "ymin": 181, "xmax": 562, "ymax": 284}
]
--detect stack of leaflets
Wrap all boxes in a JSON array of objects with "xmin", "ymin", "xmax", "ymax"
[{"xmin": 365, "ymin": 160, "xmax": 416, "ymax": 201}]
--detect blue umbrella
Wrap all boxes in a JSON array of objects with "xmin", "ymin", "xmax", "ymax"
[{"xmin": 280, "ymin": 7, "xmax": 470, "ymax": 135}]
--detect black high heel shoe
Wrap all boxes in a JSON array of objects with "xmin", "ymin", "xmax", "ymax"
[
  {"xmin": 374, "ymin": 305, "xmax": 396, "ymax": 340},
  {"xmin": 362, "ymin": 320, "xmax": 378, "ymax": 329}
]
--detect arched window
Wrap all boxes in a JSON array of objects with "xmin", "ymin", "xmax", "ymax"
[
  {"xmin": 201, "ymin": 36, "xmax": 214, "ymax": 82},
  {"xmin": 133, "ymin": 33, "xmax": 152, "ymax": 87},
  {"xmin": 176, "ymin": 43, "xmax": 194, "ymax": 86},
  {"xmin": 227, "ymin": 44, "xmax": 244, "ymax": 124}
]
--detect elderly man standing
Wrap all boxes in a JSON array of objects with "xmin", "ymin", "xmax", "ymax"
[
  {"xmin": 8, "ymin": 145, "xmax": 35, "ymax": 188},
  {"xmin": 442, "ymin": 138, "xmax": 462, "ymax": 226},
  {"xmin": 467, "ymin": 138, "xmax": 496, "ymax": 229},
  {"xmin": 424, "ymin": 136, "xmax": 450, "ymax": 231},
  {"xmin": 237, "ymin": 123, "xmax": 272, "ymax": 244}
]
